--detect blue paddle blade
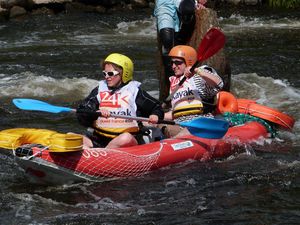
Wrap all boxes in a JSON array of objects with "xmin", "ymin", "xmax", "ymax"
[
  {"xmin": 13, "ymin": 99, "xmax": 73, "ymax": 113},
  {"xmin": 179, "ymin": 117, "xmax": 229, "ymax": 139}
]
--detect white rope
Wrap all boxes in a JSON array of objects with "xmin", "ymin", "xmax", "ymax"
[{"xmin": 26, "ymin": 145, "xmax": 50, "ymax": 160}]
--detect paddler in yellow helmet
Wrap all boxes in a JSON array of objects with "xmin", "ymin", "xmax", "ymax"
[
  {"xmin": 163, "ymin": 45, "xmax": 224, "ymax": 137},
  {"xmin": 77, "ymin": 53, "xmax": 164, "ymax": 148}
]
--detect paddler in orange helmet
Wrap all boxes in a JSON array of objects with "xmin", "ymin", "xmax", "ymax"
[
  {"xmin": 163, "ymin": 45, "xmax": 224, "ymax": 137},
  {"xmin": 76, "ymin": 53, "xmax": 164, "ymax": 148}
]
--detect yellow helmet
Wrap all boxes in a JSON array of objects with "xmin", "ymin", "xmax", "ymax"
[
  {"xmin": 103, "ymin": 53, "xmax": 134, "ymax": 83},
  {"xmin": 169, "ymin": 45, "xmax": 197, "ymax": 67}
]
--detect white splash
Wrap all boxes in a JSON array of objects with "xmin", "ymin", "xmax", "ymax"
[
  {"xmin": 115, "ymin": 16, "xmax": 157, "ymax": 37},
  {"xmin": 0, "ymin": 71, "xmax": 97, "ymax": 101},
  {"xmin": 220, "ymin": 14, "xmax": 300, "ymax": 33}
]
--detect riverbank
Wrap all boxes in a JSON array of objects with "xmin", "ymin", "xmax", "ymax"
[{"xmin": 0, "ymin": 0, "xmax": 265, "ymax": 21}]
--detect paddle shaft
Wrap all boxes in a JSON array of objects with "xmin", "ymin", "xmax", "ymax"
[
  {"xmin": 76, "ymin": 110, "xmax": 177, "ymax": 125},
  {"xmin": 12, "ymin": 98, "xmax": 229, "ymax": 139},
  {"xmin": 76, "ymin": 110, "xmax": 229, "ymax": 139}
]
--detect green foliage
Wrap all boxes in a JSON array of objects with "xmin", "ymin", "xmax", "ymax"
[{"xmin": 268, "ymin": 0, "xmax": 300, "ymax": 8}]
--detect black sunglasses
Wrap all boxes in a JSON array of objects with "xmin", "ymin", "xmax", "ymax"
[{"xmin": 171, "ymin": 60, "xmax": 184, "ymax": 66}]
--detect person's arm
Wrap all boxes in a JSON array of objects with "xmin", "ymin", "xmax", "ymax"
[
  {"xmin": 136, "ymin": 88, "xmax": 164, "ymax": 121},
  {"xmin": 193, "ymin": 65, "xmax": 224, "ymax": 100},
  {"xmin": 195, "ymin": 66, "xmax": 223, "ymax": 88},
  {"xmin": 76, "ymin": 86, "xmax": 99, "ymax": 127}
]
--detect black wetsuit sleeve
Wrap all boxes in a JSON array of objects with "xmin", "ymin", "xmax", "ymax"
[
  {"xmin": 76, "ymin": 86, "xmax": 99, "ymax": 127},
  {"xmin": 136, "ymin": 88, "xmax": 164, "ymax": 120}
]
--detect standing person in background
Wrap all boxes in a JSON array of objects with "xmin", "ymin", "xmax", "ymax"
[
  {"xmin": 162, "ymin": 45, "xmax": 223, "ymax": 137},
  {"xmin": 76, "ymin": 53, "xmax": 164, "ymax": 148},
  {"xmin": 154, "ymin": 0, "xmax": 207, "ymax": 77}
]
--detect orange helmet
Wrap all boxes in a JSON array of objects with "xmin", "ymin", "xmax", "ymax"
[{"xmin": 169, "ymin": 45, "xmax": 197, "ymax": 67}]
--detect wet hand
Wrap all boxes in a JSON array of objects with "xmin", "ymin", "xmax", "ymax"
[
  {"xmin": 196, "ymin": 0, "xmax": 207, "ymax": 9},
  {"xmin": 194, "ymin": 67, "xmax": 201, "ymax": 75},
  {"xmin": 184, "ymin": 66, "xmax": 195, "ymax": 79},
  {"xmin": 195, "ymin": 67, "xmax": 211, "ymax": 77},
  {"xmin": 148, "ymin": 115, "xmax": 159, "ymax": 124},
  {"xmin": 99, "ymin": 109, "xmax": 110, "ymax": 118}
]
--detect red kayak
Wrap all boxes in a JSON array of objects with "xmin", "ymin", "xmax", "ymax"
[{"xmin": 0, "ymin": 121, "xmax": 268, "ymax": 184}]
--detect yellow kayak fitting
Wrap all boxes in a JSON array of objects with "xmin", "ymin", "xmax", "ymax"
[{"xmin": 0, "ymin": 128, "xmax": 83, "ymax": 152}]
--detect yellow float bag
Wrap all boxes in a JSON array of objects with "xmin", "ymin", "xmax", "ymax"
[{"xmin": 0, "ymin": 128, "xmax": 83, "ymax": 152}]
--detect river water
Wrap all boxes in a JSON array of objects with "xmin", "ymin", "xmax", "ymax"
[{"xmin": 0, "ymin": 8, "xmax": 300, "ymax": 225}]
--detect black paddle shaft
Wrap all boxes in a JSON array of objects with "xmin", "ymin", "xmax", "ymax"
[{"xmin": 76, "ymin": 109, "xmax": 176, "ymax": 125}]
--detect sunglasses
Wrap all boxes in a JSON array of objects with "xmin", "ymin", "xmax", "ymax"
[
  {"xmin": 171, "ymin": 60, "xmax": 184, "ymax": 66},
  {"xmin": 102, "ymin": 70, "xmax": 120, "ymax": 77}
]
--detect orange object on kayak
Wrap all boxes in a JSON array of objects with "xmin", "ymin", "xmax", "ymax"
[
  {"xmin": 216, "ymin": 91, "xmax": 238, "ymax": 114},
  {"xmin": 237, "ymin": 99, "xmax": 295, "ymax": 130}
]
